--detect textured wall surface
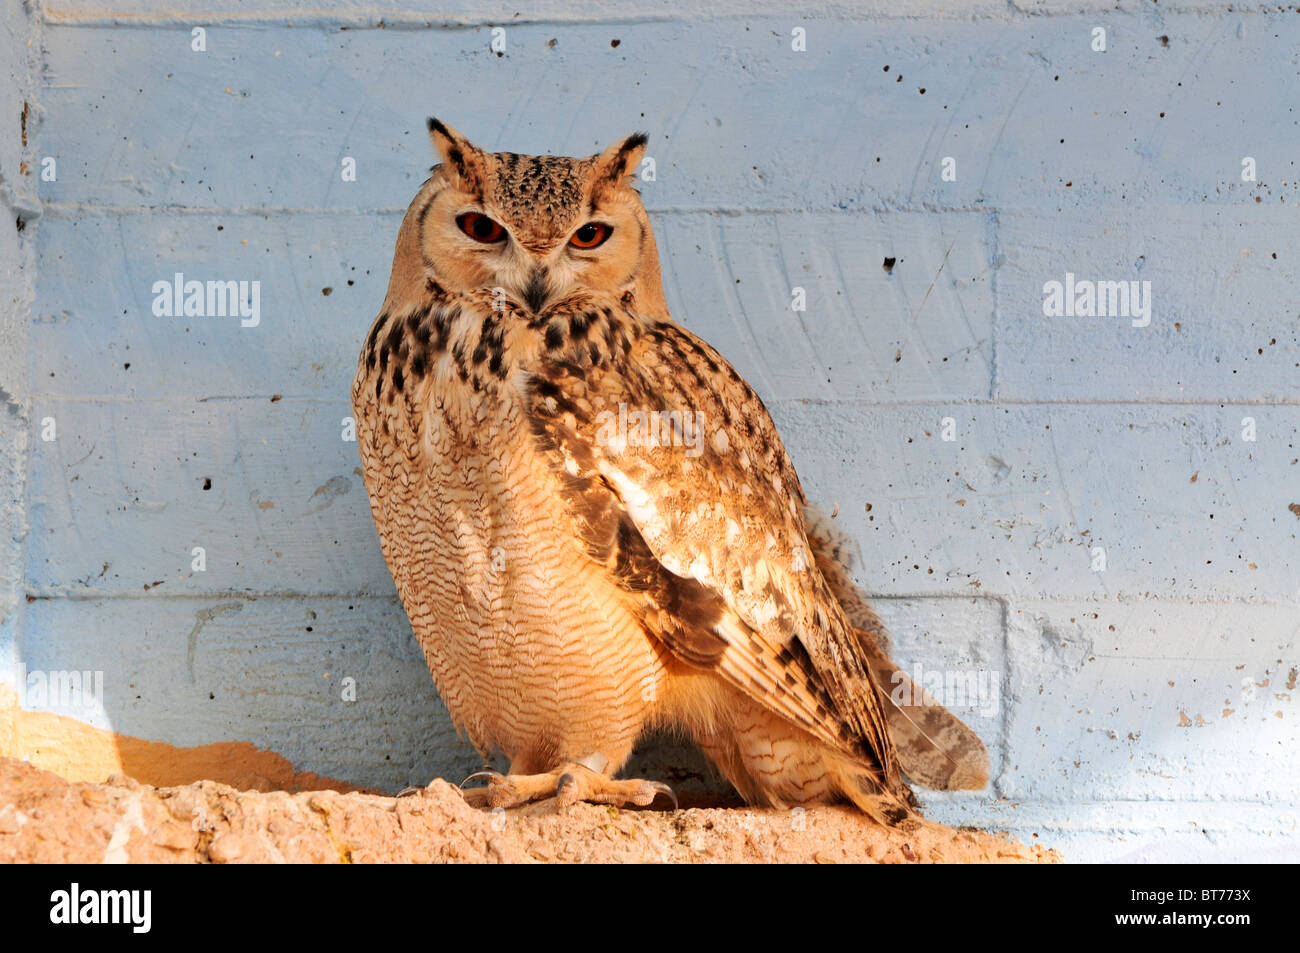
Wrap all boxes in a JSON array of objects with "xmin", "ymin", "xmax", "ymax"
[{"xmin": 1, "ymin": 0, "xmax": 1297, "ymax": 863}]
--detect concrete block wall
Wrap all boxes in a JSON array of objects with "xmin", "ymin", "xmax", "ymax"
[{"xmin": 1, "ymin": 0, "xmax": 1296, "ymax": 862}]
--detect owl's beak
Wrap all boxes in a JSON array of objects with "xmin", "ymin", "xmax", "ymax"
[{"xmin": 522, "ymin": 266, "xmax": 551, "ymax": 314}]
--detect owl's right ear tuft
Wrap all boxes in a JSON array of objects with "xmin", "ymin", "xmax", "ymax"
[
  {"xmin": 427, "ymin": 117, "xmax": 486, "ymax": 194},
  {"xmin": 594, "ymin": 131, "xmax": 649, "ymax": 190}
]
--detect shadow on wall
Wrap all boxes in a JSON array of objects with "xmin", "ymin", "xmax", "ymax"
[
  {"xmin": 0, "ymin": 681, "xmax": 363, "ymax": 793},
  {"xmin": 11, "ymin": 587, "xmax": 486, "ymax": 793}
]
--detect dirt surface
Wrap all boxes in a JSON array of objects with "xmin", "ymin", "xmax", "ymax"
[{"xmin": 0, "ymin": 757, "xmax": 1058, "ymax": 863}]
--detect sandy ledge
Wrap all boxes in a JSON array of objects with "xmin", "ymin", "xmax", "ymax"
[{"xmin": 0, "ymin": 757, "xmax": 1059, "ymax": 863}]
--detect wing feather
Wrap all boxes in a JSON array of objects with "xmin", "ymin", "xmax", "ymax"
[{"xmin": 523, "ymin": 308, "xmax": 902, "ymax": 789}]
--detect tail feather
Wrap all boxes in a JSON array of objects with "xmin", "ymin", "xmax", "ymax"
[
  {"xmin": 803, "ymin": 503, "xmax": 990, "ymax": 792},
  {"xmin": 858, "ymin": 636, "xmax": 989, "ymax": 791}
]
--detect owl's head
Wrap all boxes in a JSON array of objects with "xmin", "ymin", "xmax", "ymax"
[{"xmin": 396, "ymin": 118, "xmax": 662, "ymax": 317}]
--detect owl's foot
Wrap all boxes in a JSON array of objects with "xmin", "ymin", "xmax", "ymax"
[{"xmin": 459, "ymin": 762, "xmax": 677, "ymax": 811}]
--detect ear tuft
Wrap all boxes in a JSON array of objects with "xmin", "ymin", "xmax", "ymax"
[
  {"xmin": 426, "ymin": 118, "xmax": 485, "ymax": 193},
  {"xmin": 595, "ymin": 131, "xmax": 649, "ymax": 188}
]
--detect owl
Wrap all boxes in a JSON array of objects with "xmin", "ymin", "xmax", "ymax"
[{"xmin": 351, "ymin": 119, "xmax": 988, "ymax": 821}]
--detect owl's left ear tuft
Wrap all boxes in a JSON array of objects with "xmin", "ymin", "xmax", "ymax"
[
  {"xmin": 427, "ymin": 117, "xmax": 486, "ymax": 193},
  {"xmin": 594, "ymin": 131, "xmax": 649, "ymax": 188}
]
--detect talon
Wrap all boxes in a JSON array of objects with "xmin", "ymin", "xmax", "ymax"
[
  {"xmin": 645, "ymin": 781, "xmax": 679, "ymax": 811},
  {"xmin": 555, "ymin": 772, "xmax": 579, "ymax": 805},
  {"xmin": 459, "ymin": 769, "xmax": 505, "ymax": 790},
  {"xmin": 395, "ymin": 786, "xmax": 425, "ymax": 798}
]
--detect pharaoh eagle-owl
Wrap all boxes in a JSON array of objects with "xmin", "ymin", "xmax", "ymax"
[{"xmin": 351, "ymin": 119, "xmax": 988, "ymax": 819}]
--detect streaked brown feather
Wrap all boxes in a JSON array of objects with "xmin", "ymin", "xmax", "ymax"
[{"xmin": 525, "ymin": 313, "xmax": 907, "ymax": 797}]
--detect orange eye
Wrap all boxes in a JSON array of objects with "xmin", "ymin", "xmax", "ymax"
[
  {"xmin": 569, "ymin": 222, "xmax": 612, "ymax": 249},
  {"xmin": 457, "ymin": 212, "xmax": 506, "ymax": 244}
]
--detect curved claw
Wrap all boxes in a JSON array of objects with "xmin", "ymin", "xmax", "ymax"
[
  {"xmin": 555, "ymin": 772, "xmax": 579, "ymax": 805},
  {"xmin": 458, "ymin": 769, "xmax": 506, "ymax": 790},
  {"xmin": 395, "ymin": 785, "xmax": 425, "ymax": 798},
  {"xmin": 645, "ymin": 781, "xmax": 679, "ymax": 811}
]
